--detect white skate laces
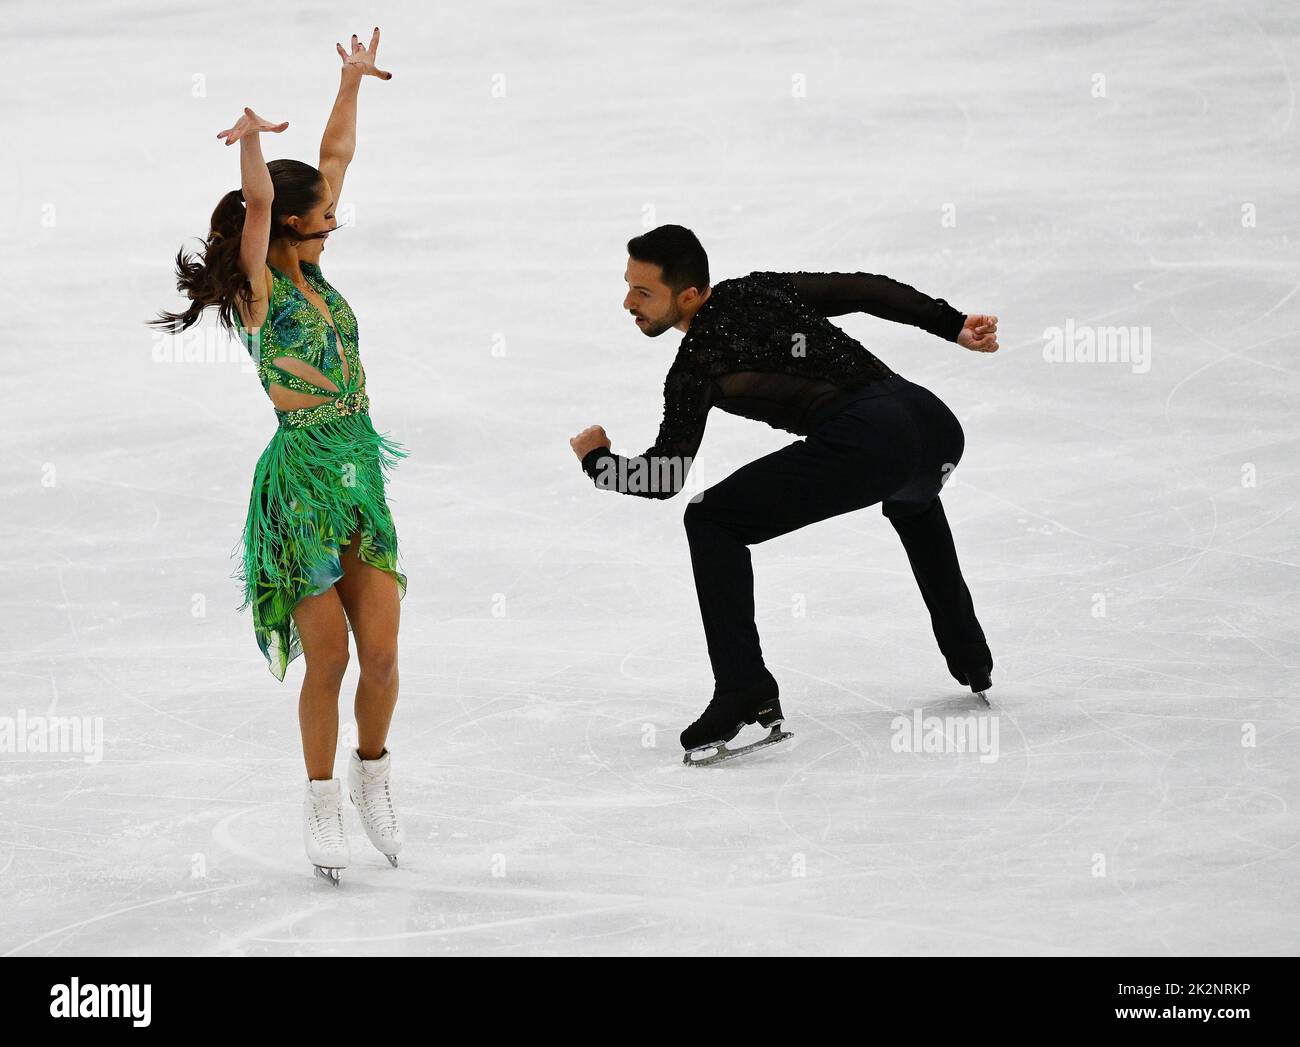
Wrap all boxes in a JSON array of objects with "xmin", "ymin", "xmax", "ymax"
[
  {"xmin": 304, "ymin": 778, "xmax": 349, "ymax": 886},
  {"xmin": 347, "ymin": 747, "xmax": 404, "ymax": 867}
]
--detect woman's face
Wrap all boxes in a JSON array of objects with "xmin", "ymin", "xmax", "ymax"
[{"xmin": 287, "ymin": 178, "xmax": 337, "ymax": 263}]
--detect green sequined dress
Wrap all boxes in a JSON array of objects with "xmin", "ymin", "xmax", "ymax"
[{"xmin": 232, "ymin": 261, "xmax": 408, "ymax": 681}]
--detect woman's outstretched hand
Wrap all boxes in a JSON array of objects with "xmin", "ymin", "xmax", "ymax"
[
  {"xmin": 216, "ymin": 107, "xmax": 289, "ymax": 146},
  {"xmin": 337, "ymin": 27, "xmax": 393, "ymax": 80},
  {"xmin": 958, "ymin": 314, "xmax": 999, "ymax": 353}
]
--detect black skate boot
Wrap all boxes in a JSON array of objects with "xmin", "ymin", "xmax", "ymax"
[
  {"xmin": 944, "ymin": 642, "xmax": 993, "ymax": 707},
  {"xmin": 946, "ymin": 642, "xmax": 993, "ymax": 707},
  {"xmin": 680, "ymin": 676, "xmax": 792, "ymax": 766}
]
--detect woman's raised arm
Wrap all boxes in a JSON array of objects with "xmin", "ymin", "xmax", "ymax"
[
  {"xmin": 216, "ymin": 107, "xmax": 288, "ymax": 303},
  {"xmin": 320, "ymin": 28, "xmax": 393, "ymax": 205}
]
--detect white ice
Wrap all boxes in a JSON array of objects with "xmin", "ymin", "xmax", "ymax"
[{"xmin": 1, "ymin": 0, "xmax": 1297, "ymax": 956}]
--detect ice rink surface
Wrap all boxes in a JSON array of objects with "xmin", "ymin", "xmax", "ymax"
[{"xmin": 2, "ymin": 0, "xmax": 1297, "ymax": 955}]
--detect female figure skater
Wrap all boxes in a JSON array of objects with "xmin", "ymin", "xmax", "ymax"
[{"xmin": 152, "ymin": 30, "xmax": 404, "ymax": 883}]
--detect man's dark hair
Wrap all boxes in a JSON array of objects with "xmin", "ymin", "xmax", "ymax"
[{"xmin": 627, "ymin": 224, "xmax": 710, "ymax": 294}]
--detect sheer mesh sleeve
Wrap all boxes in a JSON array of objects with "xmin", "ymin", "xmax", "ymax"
[
  {"xmin": 785, "ymin": 271, "xmax": 966, "ymax": 341},
  {"xmin": 580, "ymin": 361, "xmax": 715, "ymax": 499}
]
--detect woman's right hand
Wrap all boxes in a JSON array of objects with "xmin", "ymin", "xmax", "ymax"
[{"xmin": 217, "ymin": 107, "xmax": 289, "ymax": 146}]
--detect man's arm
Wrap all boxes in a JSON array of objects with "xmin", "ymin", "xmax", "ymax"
[
  {"xmin": 576, "ymin": 363, "xmax": 715, "ymax": 500},
  {"xmin": 782, "ymin": 271, "xmax": 967, "ymax": 341}
]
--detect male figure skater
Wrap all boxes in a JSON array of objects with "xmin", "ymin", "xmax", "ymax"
[{"xmin": 569, "ymin": 225, "xmax": 997, "ymax": 764}]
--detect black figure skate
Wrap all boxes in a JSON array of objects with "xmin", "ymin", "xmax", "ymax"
[{"xmin": 681, "ymin": 681, "xmax": 792, "ymax": 766}]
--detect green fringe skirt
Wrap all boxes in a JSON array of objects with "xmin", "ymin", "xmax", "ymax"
[{"xmin": 232, "ymin": 407, "xmax": 409, "ymax": 681}]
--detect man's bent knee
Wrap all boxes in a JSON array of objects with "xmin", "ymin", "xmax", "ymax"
[
  {"xmin": 882, "ymin": 495, "xmax": 939, "ymax": 523},
  {"xmin": 683, "ymin": 497, "xmax": 710, "ymax": 531}
]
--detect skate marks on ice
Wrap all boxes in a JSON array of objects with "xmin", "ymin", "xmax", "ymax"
[
  {"xmin": 2, "ymin": 882, "xmax": 255, "ymax": 958},
  {"xmin": 4, "ymin": 676, "xmax": 1292, "ymax": 955},
  {"xmin": 196, "ymin": 761, "xmax": 1062, "ymax": 957}
]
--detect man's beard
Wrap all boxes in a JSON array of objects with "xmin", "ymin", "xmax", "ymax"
[{"xmin": 637, "ymin": 303, "xmax": 681, "ymax": 337}]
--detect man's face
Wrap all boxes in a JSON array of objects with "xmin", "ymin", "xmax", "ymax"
[{"xmin": 623, "ymin": 257, "xmax": 685, "ymax": 337}]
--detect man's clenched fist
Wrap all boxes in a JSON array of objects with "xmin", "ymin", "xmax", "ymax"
[
  {"xmin": 957, "ymin": 314, "xmax": 999, "ymax": 353},
  {"xmin": 570, "ymin": 425, "xmax": 612, "ymax": 460}
]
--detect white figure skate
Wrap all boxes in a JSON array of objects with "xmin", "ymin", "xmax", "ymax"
[
  {"xmin": 304, "ymin": 778, "xmax": 350, "ymax": 886},
  {"xmin": 348, "ymin": 748, "xmax": 404, "ymax": 867}
]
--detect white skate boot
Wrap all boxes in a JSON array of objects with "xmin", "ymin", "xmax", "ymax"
[
  {"xmin": 348, "ymin": 747, "xmax": 404, "ymax": 867},
  {"xmin": 304, "ymin": 778, "xmax": 350, "ymax": 886}
]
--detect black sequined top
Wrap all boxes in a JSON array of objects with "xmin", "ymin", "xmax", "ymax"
[{"xmin": 580, "ymin": 270, "xmax": 966, "ymax": 499}]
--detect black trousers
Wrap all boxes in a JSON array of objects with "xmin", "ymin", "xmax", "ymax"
[{"xmin": 683, "ymin": 374, "xmax": 990, "ymax": 699}]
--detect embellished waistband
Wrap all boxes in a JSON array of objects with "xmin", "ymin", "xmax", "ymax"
[{"xmin": 276, "ymin": 390, "xmax": 371, "ymax": 430}]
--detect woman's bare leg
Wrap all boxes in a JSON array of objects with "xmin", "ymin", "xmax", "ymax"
[
  {"xmin": 335, "ymin": 527, "xmax": 401, "ymax": 760},
  {"xmin": 290, "ymin": 586, "xmax": 351, "ymax": 779}
]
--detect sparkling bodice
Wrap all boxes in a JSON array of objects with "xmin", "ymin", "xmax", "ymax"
[{"xmin": 239, "ymin": 262, "xmax": 362, "ymax": 402}]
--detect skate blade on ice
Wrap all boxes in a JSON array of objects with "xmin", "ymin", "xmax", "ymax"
[
  {"xmin": 313, "ymin": 865, "xmax": 342, "ymax": 886},
  {"xmin": 975, "ymin": 690, "xmax": 990, "ymax": 708},
  {"xmin": 683, "ymin": 724, "xmax": 793, "ymax": 766}
]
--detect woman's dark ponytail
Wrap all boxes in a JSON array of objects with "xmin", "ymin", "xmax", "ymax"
[
  {"xmin": 150, "ymin": 159, "xmax": 329, "ymax": 336},
  {"xmin": 149, "ymin": 189, "xmax": 249, "ymax": 334}
]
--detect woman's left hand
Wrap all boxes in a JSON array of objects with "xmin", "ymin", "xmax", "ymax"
[{"xmin": 336, "ymin": 27, "xmax": 393, "ymax": 80}]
